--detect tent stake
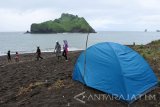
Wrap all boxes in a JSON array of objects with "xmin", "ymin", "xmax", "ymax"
[{"xmin": 128, "ymin": 104, "xmax": 130, "ymax": 107}]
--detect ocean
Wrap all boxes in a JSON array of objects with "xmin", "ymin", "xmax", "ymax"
[{"xmin": 0, "ymin": 31, "xmax": 160, "ymax": 56}]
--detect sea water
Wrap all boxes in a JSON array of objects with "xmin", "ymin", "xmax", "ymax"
[{"xmin": 0, "ymin": 31, "xmax": 160, "ymax": 56}]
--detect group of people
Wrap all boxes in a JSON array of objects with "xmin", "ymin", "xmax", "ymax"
[
  {"xmin": 54, "ymin": 40, "xmax": 68, "ymax": 61},
  {"xmin": 7, "ymin": 40, "xmax": 69, "ymax": 62},
  {"xmin": 7, "ymin": 51, "xmax": 19, "ymax": 62}
]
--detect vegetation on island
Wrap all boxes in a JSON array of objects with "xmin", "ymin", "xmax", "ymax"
[{"xmin": 30, "ymin": 13, "xmax": 96, "ymax": 33}]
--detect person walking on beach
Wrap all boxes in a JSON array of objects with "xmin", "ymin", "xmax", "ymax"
[
  {"xmin": 62, "ymin": 40, "xmax": 68, "ymax": 61},
  {"xmin": 7, "ymin": 50, "xmax": 11, "ymax": 62},
  {"xmin": 36, "ymin": 47, "xmax": 43, "ymax": 60},
  {"xmin": 54, "ymin": 41, "xmax": 61, "ymax": 60},
  {"xmin": 14, "ymin": 52, "xmax": 19, "ymax": 62}
]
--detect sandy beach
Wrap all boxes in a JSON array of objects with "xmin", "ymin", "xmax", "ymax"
[{"xmin": 0, "ymin": 47, "xmax": 160, "ymax": 107}]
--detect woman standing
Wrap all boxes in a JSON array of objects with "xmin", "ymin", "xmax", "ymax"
[{"xmin": 62, "ymin": 40, "xmax": 68, "ymax": 61}]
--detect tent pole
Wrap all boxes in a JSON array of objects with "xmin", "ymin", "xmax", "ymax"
[{"xmin": 83, "ymin": 33, "xmax": 90, "ymax": 83}]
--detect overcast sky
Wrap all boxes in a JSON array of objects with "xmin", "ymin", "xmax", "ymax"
[{"xmin": 0, "ymin": 0, "xmax": 160, "ymax": 32}]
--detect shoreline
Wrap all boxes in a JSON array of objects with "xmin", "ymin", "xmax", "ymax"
[
  {"xmin": 0, "ymin": 48, "xmax": 83, "ymax": 57},
  {"xmin": 0, "ymin": 51, "xmax": 82, "ymax": 66}
]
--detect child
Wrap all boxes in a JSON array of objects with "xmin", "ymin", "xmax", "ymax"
[{"xmin": 14, "ymin": 52, "xmax": 19, "ymax": 62}]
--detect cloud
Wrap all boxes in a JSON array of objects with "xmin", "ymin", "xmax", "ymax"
[
  {"xmin": 0, "ymin": 0, "xmax": 160, "ymax": 31},
  {"xmin": 0, "ymin": 8, "xmax": 61, "ymax": 31}
]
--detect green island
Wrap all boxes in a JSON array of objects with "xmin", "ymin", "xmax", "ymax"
[{"xmin": 30, "ymin": 13, "xmax": 96, "ymax": 33}]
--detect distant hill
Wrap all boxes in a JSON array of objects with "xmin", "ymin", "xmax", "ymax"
[{"xmin": 30, "ymin": 13, "xmax": 96, "ymax": 33}]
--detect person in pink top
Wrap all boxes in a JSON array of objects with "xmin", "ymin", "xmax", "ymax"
[
  {"xmin": 62, "ymin": 40, "xmax": 68, "ymax": 61},
  {"xmin": 14, "ymin": 52, "xmax": 19, "ymax": 62}
]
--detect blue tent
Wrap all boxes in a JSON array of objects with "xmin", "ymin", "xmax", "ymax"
[{"xmin": 73, "ymin": 42, "xmax": 158, "ymax": 103}]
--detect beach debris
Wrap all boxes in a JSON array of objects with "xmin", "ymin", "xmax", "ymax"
[
  {"xmin": 153, "ymin": 57, "xmax": 156, "ymax": 61},
  {"xmin": 47, "ymin": 79, "xmax": 74, "ymax": 91},
  {"xmin": 53, "ymin": 79, "xmax": 65, "ymax": 89},
  {"xmin": 44, "ymin": 80, "xmax": 51, "ymax": 87},
  {"xmin": 0, "ymin": 66, "xmax": 5, "ymax": 68},
  {"xmin": 48, "ymin": 79, "xmax": 65, "ymax": 90},
  {"xmin": 17, "ymin": 81, "xmax": 45, "ymax": 96},
  {"xmin": 0, "ymin": 64, "xmax": 5, "ymax": 68},
  {"xmin": 0, "ymin": 99, "xmax": 3, "ymax": 104},
  {"xmin": 65, "ymin": 83, "xmax": 74, "ymax": 88},
  {"xmin": 27, "ymin": 65, "xmax": 30, "ymax": 68},
  {"xmin": 29, "ymin": 89, "xmax": 40, "ymax": 97},
  {"xmin": 67, "ymin": 103, "xmax": 70, "ymax": 106}
]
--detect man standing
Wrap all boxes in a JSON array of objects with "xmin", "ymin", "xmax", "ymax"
[{"xmin": 7, "ymin": 50, "xmax": 11, "ymax": 62}]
